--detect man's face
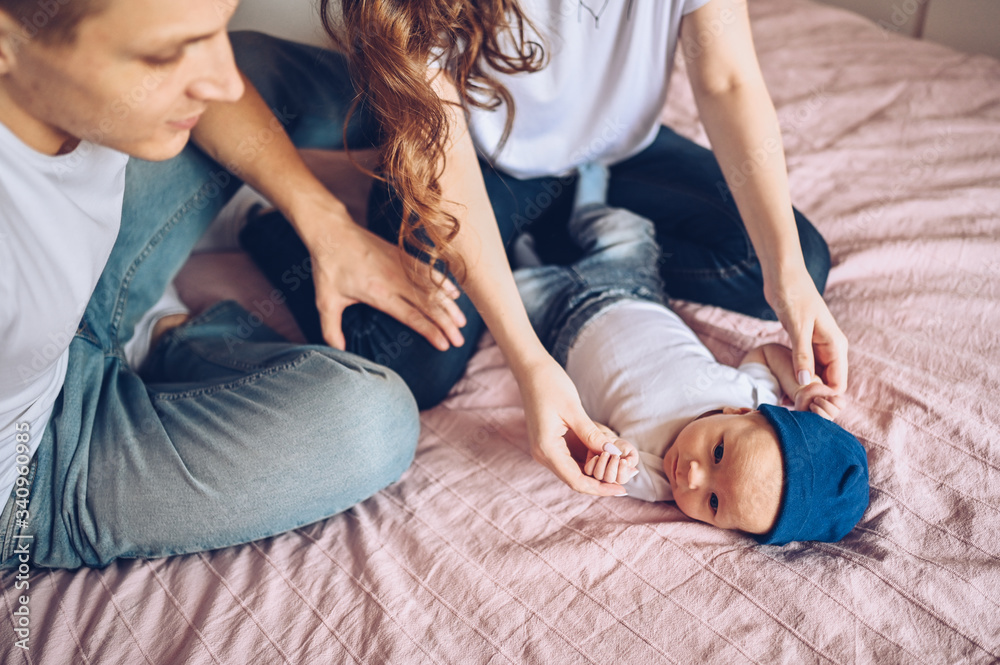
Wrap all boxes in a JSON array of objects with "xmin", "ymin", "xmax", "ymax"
[
  {"xmin": 663, "ymin": 407, "xmax": 784, "ymax": 534},
  {"xmin": 0, "ymin": 0, "xmax": 244, "ymax": 158}
]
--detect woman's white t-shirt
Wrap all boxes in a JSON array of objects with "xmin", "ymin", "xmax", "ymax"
[
  {"xmin": 0, "ymin": 122, "xmax": 128, "ymax": 502},
  {"xmin": 466, "ymin": 0, "xmax": 713, "ymax": 179}
]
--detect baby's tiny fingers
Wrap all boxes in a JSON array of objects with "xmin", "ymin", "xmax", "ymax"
[
  {"xmin": 616, "ymin": 458, "xmax": 634, "ymax": 485},
  {"xmin": 593, "ymin": 452, "xmax": 610, "ymax": 480},
  {"xmin": 604, "ymin": 455, "xmax": 621, "ymax": 483},
  {"xmin": 815, "ymin": 397, "xmax": 840, "ymax": 417},
  {"xmin": 583, "ymin": 454, "xmax": 598, "ymax": 477},
  {"xmin": 809, "ymin": 402, "xmax": 833, "ymax": 421}
]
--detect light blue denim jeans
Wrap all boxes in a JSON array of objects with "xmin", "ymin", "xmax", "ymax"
[
  {"xmin": 0, "ymin": 32, "xmax": 419, "ymax": 569},
  {"xmin": 514, "ymin": 204, "xmax": 667, "ymax": 366}
]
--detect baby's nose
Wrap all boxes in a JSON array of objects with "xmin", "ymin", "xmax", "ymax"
[{"xmin": 687, "ymin": 460, "xmax": 706, "ymax": 490}]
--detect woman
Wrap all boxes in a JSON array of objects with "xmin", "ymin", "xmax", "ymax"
[{"xmin": 233, "ymin": 0, "xmax": 847, "ymax": 496}]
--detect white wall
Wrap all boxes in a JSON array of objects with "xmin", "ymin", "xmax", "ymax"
[
  {"xmin": 228, "ymin": 0, "xmax": 330, "ymax": 47},
  {"xmin": 817, "ymin": 0, "xmax": 1000, "ymax": 60},
  {"xmin": 923, "ymin": 0, "xmax": 1000, "ymax": 60}
]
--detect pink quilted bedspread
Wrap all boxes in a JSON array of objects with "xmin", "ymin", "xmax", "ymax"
[{"xmin": 4, "ymin": 0, "xmax": 999, "ymax": 662}]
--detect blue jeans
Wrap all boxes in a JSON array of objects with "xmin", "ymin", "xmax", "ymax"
[
  {"xmin": 0, "ymin": 31, "xmax": 420, "ymax": 570},
  {"xmin": 515, "ymin": 204, "xmax": 666, "ymax": 365},
  {"xmin": 485, "ymin": 126, "xmax": 831, "ymax": 321}
]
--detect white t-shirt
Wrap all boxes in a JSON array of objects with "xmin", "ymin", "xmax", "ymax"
[
  {"xmin": 565, "ymin": 301, "xmax": 781, "ymax": 502},
  {"xmin": 466, "ymin": 0, "xmax": 713, "ymax": 179},
  {"xmin": 0, "ymin": 121, "xmax": 128, "ymax": 502}
]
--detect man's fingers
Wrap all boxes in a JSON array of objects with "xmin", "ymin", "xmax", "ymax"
[
  {"xmin": 428, "ymin": 294, "xmax": 467, "ymax": 347},
  {"xmin": 430, "ymin": 268, "xmax": 461, "ymax": 300},
  {"xmin": 440, "ymin": 292, "xmax": 467, "ymax": 327},
  {"xmin": 392, "ymin": 281, "xmax": 466, "ymax": 349},
  {"xmin": 383, "ymin": 298, "xmax": 451, "ymax": 351},
  {"xmin": 318, "ymin": 302, "xmax": 347, "ymax": 350}
]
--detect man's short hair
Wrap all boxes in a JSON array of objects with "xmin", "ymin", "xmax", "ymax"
[{"xmin": 0, "ymin": 0, "xmax": 107, "ymax": 44}]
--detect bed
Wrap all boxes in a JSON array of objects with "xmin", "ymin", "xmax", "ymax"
[{"xmin": 4, "ymin": 0, "xmax": 999, "ymax": 662}]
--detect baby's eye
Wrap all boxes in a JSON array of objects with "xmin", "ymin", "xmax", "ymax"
[
  {"xmin": 713, "ymin": 442, "xmax": 724, "ymax": 463},
  {"xmin": 710, "ymin": 493, "xmax": 719, "ymax": 512}
]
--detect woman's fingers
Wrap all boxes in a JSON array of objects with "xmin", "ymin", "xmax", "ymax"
[{"xmin": 790, "ymin": 320, "xmax": 816, "ymax": 387}]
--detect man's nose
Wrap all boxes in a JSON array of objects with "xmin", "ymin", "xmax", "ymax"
[
  {"xmin": 189, "ymin": 32, "xmax": 245, "ymax": 103},
  {"xmin": 687, "ymin": 460, "xmax": 706, "ymax": 490}
]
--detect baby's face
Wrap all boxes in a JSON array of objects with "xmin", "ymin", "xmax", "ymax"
[{"xmin": 663, "ymin": 407, "xmax": 783, "ymax": 534}]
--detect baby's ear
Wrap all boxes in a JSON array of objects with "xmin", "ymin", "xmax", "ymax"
[{"xmin": 722, "ymin": 406, "xmax": 753, "ymax": 416}]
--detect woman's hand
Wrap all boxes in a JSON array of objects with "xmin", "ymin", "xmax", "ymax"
[
  {"xmin": 766, "ymin": 271, "xmax": 849, "ymax": 395},
  {"xmin": 302, "ymin": 204, "xmax": 468, "ymax": 351},
  {"xmin": 515, "ymin": 356, "xmax": 637, "ymax": 496}
]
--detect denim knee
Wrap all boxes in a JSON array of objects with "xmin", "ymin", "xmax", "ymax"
[{"xmin": 309, "ymin": 350, "xmax": 421, "ymax": 486}]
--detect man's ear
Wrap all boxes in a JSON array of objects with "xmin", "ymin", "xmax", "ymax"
[
  {"xmin": 0, "ymin": 9, "xmax": 26, "ymax": 75},
  {"xmin": 721, "ymin": 406, "xmax": 753, "ymax": 416}
]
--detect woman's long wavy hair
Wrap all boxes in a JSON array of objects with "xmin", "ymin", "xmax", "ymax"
[{"xmin": 320, "ymin": 0, "xmax": 545, "ymax": 285}]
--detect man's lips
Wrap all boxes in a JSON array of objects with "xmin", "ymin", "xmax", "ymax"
[{"xmin": 168, "ymin": 114, "xmax": 203, "ymax": 130}]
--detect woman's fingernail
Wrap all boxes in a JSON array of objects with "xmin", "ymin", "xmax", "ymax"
[
  {"xmin": 604, "ymin": 442, "xmax": 623, "ymax": 456},
  {"xmin": 615, "ymin": 492, "xmax": 628, "ymax": 497},
  {"xmin": 797, "ymin": 370, "xmax": 811, "ymax": 386}
]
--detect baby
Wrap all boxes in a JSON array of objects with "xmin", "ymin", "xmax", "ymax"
[{"xmin": 514, "ymin": 164, "xmax": 869, "ymax": 545}]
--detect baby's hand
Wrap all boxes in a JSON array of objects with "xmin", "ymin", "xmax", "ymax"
[
  {"xmin": 793, "ymin": 380, "xmax": 846, "ymax": 421},
  {"xmin": 583, "ymin": 432, "xmax": 639, "ymax": 486}
]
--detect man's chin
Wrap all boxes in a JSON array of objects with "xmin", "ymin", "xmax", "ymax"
[{"xmin": 109, "ymin": 131, "xmax": 192, "ymax": 161}]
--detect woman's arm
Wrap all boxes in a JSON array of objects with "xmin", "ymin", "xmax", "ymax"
[
  {"xmin": 681, "ymin": 0, "xmax": 849, "ymax": 395},
  {"xmin": 191, "ymin": 72, "xmax": 465, "ymax": 351},
  {"xmin": 428, "ymin": 68, "xmax": 628, "ymax": 496}
]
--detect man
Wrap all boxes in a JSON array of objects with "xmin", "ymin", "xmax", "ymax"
[{"xmin": 0, "ymin": 0, "xmax": 446, "ymax": 569}]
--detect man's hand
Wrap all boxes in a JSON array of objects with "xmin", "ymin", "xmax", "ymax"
[{"xmin": 304, "ymin": 210, "xmax": 468, "ymax": 351}]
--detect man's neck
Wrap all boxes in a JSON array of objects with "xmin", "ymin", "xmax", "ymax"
[{"xmin": 0, "ymin": 84, "xmax": 80, "ymax": 156}]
